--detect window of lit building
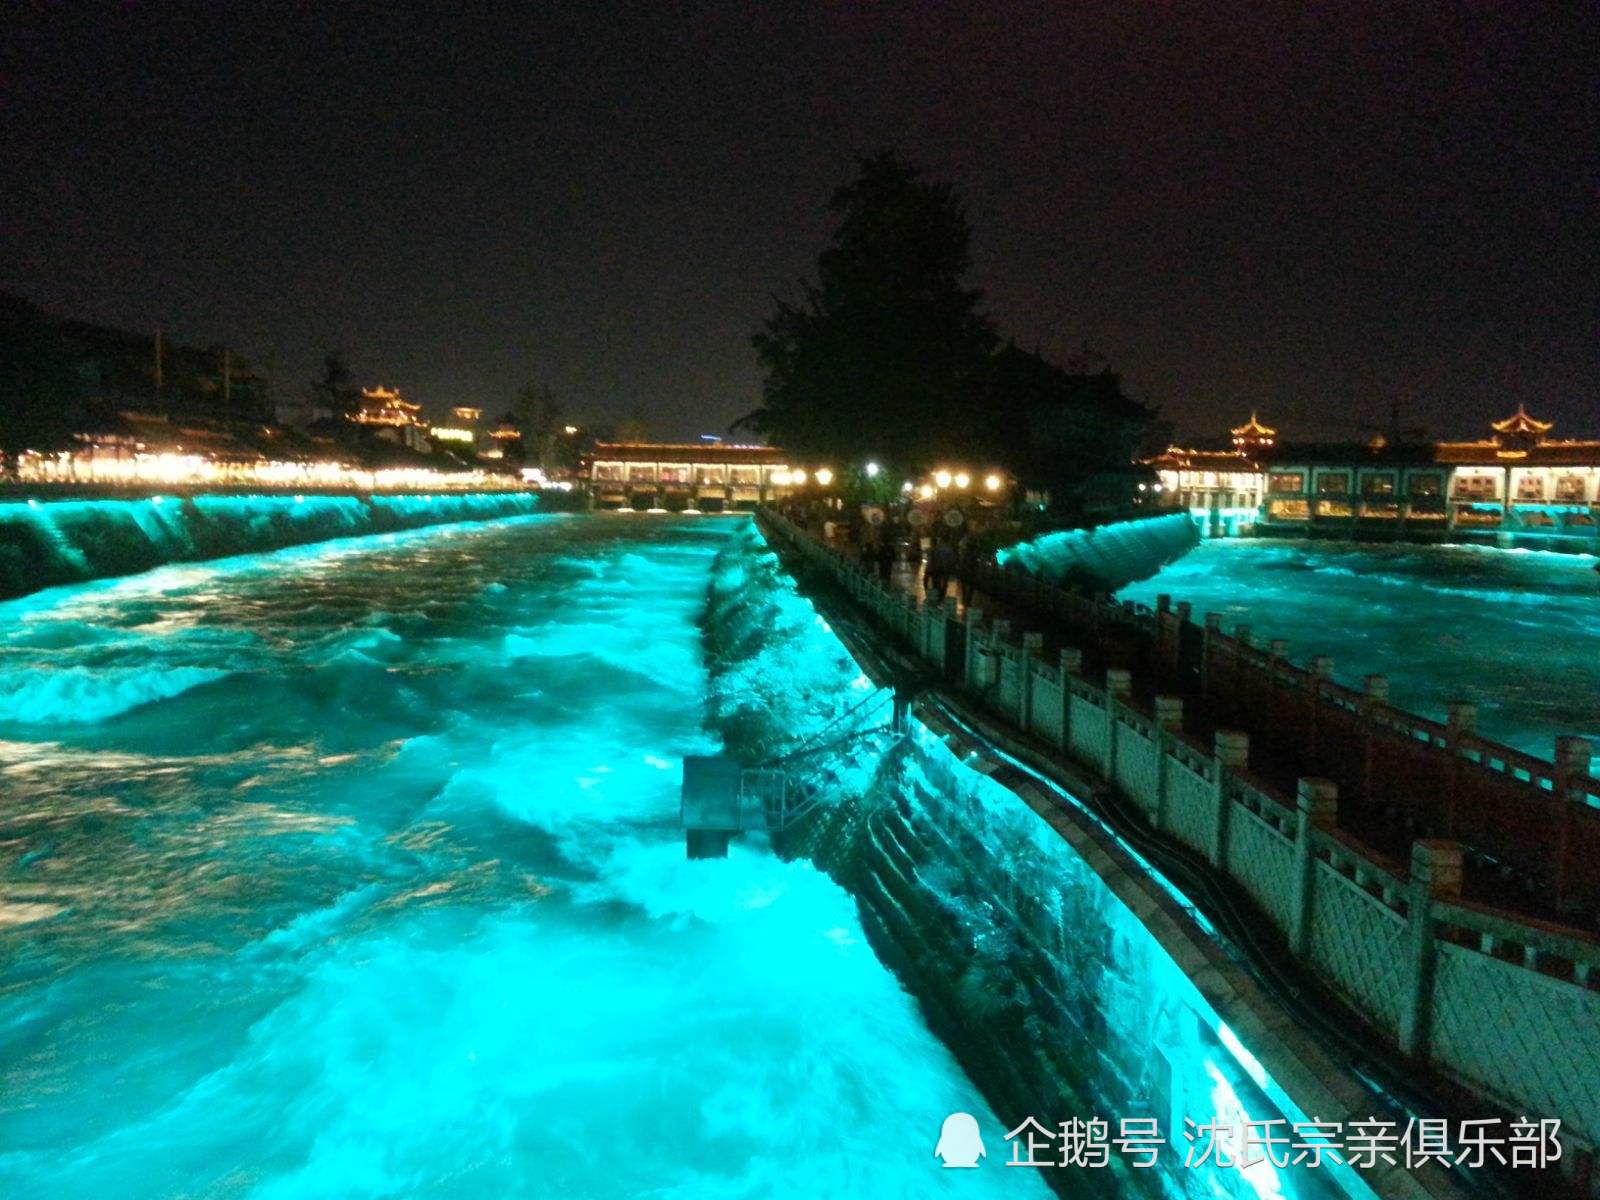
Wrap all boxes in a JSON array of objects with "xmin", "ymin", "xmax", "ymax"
[
  {"xmin": 1555, "ymin": 474, "xmax": 1588, "ymax": 502},
  {"xmin": 1453, "ymin": 474, "xmax": 1499, "ymax": 499}
]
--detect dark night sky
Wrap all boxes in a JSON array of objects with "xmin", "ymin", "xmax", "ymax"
[{"xmin": 3, "ymin": 3, "xmax": 1596, "ymax": 441}]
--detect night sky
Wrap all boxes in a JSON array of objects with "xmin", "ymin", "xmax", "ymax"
[{"xmin": 3, "ymin": 3, "xmax": 1596, "ymax": 441}]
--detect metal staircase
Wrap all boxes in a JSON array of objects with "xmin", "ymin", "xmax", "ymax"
[{"xmin": 680, "ymin": 690, "xmax": 906, "ymax": 857}]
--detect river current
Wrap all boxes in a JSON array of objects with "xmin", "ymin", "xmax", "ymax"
[
  {"xmin": 0, "ymin": 514, "xmax": 1044, "ymax": 1199},
  {"xmin": 1120, "ymin": 537, "xmax": 1600, "ymax": 763}
]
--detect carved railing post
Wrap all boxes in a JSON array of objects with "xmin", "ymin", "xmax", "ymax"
[
  {"xmin": 1201, "ymin": 612, "xmax": 1224, "ymax": 698},
  {"xmin": 1152, "ymin": 695, "xmax": 1184, "ymax": 830},
  {"xmin": 962, "ymin": 607, "xmax": 984, "ymax": 689},
  {"xmin": 1442, "ymin": 701, "xmax": 1476, "ymax": 838},
  {"xmin": 1210, "ymin": 730, "xmax": 1250, "ymax": 869},
  {"xmin": 1156, "ymin": 594, "xmax": 1180, "ymax": 670},
  {"xmin": 1019, "ymin": 631, "xmax": 1044, "ymax": 730},
  {"xmin": 1362, "ymin": 674, "xmax": 1390, "ymax": 805},
  {"xmin": 1290, "ymin": 778, "xmax": 1338, "ymax": 955},
  {"xmin": 1104, "ymin": 668, "xmax": 1132, "ymax": 777},
  {"xmin": 1307, "ymin": 655, "xmax": 1333, "ymax": 761},
  {"xmin": 1553, "ymin": 736, "xmax": 1595, "ymax": 913},
  {"xmin": 941, "ymin": 594, "xmax": 963, "ymax": 681},
  {"xmin": 987, "ymin": 620, "xmax": 1011, "ymax": 704},
  {"xmin": 1399, "ymin": 839, "xmax": 1464, "ymax": 1058},
  {"xmin": 1059, "ymin": 648, "xmax": 1082, "ymax": 746}
]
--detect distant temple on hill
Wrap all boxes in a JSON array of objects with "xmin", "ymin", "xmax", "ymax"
[{"xmin": 1147, "ymin": 407, "xmax": 1600, "ymax": 549}]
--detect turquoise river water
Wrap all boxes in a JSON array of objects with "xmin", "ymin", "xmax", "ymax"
[
  {"xmin": 0, "ymin": 514, "xmax": 1048, "ymax": 1200},
  {"xmin": 1120, "ymin": 538, "xmax": 1600, "ymax": 763}
]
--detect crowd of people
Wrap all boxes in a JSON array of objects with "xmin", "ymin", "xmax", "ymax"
[{"xmin": 777, "ymin": 496, "xmax": 1006, "ymax": 605}]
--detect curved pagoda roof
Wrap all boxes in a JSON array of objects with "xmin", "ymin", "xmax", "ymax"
[
  {"xmin": 1490, "ymin": 404, "xmax": 1554, "ymax": 437},
  {"xmin": 1229, "ymin": 411, "xmax": 1277, "ymax": 439}
]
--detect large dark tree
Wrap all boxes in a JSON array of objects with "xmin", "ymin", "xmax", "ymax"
[
  {"xmin": 513, "ymin": 383, "xmax": 576, "ymax": 473},
  {"xmin": 973, "ymin": 343, "xmax": 1154, "ymax": 492},
  {"xmin": 309, "ymin": 351, "xmax": 360, "ymax": 421},
  {"xmin": 743, "ymin": 152, "xmax": 996, "ymax": 468},
  {"xmin": 0, "ymin": 293, "xmax": 90, "ymax": 452}
]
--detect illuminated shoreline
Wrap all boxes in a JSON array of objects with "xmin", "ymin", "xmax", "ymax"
[{"xmin": 8, "ymin": 449, "xmax": 543, "ymax": 494}]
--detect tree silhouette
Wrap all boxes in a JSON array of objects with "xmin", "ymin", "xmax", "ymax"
[
  {"xmin": 514, "ymin": 383, "xmax": 573, "ymax": 472},
  {"xmin": 0, "ymin": 294, "xmax": 89, "ymax": 452},
  {"xmin": 743, "ymin": 152, "xmax": 996, "ymax": 469},
  {"xmin": 309, "ymin": 351, "xmax": 360, "ymax": 420}
]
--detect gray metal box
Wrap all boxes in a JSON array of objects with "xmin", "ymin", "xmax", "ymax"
[{"xmin": 681, "ymin": 754, "xmax": 743, "ymax": 832}]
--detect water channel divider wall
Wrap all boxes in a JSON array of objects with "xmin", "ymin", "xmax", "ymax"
[{"xmin": 755, "ymin": 506, "xmax": 1600, "ymax": 1197}]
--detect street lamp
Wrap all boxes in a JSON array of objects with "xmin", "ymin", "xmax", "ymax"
[
  {"xmin": 984, "ymin": 473, "xmax": 1002, "ymax": 492},
  {"xmin": 864, "ymin": 461, "xmax": 880, "ymax": 478},
  {"xmin": 953, "ymin": 471, "xmax": 971, "ymax": 489},
  {"xmin": 934, "ymin": 469, "xmax": 952, "ymax": 488},
  {"xmin": 791, "ymin": 468, "xmax": 808, "ymax": 485},
  {"xmin": 919, "ymin": 483, "xmax": 935, "ymax": 499},
  {"xmin": 815, "ymin": 467, "xmax": 834, "ymax": 486},
  {"xmin": 901, "ymin": 480, "xmax": 913, "ymax": 494}
]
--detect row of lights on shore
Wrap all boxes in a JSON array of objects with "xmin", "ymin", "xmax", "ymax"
[
  {"xmin": 12, "ymin": 448, "xmax": 533, "ymax": 492},
  {"xmin": 779, "ymin": 461, "xmax": 1006, "ymax": 498}
]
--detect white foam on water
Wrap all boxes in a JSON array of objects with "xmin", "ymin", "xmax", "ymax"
[
  {"xmin": 0, "ymin": 515, "xmax": 1043, "ymax": 1200},
  {"xmin": 1122, "ymin": 537, "xmax": 1600, "ymax": 761},
  {"xmin": 0, "ymin": 664, "xmax": 233, "ymax": 724}
]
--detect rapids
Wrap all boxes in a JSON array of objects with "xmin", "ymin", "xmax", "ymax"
[
  {"xmin": 0, "ymin": 513, "xmax": 1043, "ymax": 1199},
  {"xmin": 1119, "ymin": 538, "xmax": 1600, "ymax": 763}
]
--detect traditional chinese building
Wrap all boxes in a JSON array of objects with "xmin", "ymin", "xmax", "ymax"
[
  {"xmin": 1143, "ymin": 413, "xmax": 1274, "ymax": 535},
  {"xmin": 483, "ymin": 416, "xmax": 522, "ymax": 461},
  {"xmin": 585, "ymin": 442, "xmax": 796, "ymax": 511},
  {"xmin": 1148, "ymin": 406, "xmax": 1600, "ymax": 549},
  {"xmin": 353, "ymin": 386, "xmax": 422, "ymax": 428},
  {"xmin": 353, "ymin": 386, "xmax": 432, "ymax": 452}
]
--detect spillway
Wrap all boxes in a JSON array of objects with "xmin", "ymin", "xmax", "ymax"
[
  {"xmin": 0, "ymin": 491, "xmax": 557, "ymax": 600},
  {"xmin": 997, "ymin": 513, "xmax": 1201, "ymax": 592},
  {"xmin": 1118, "ymin": 537, "xmax": 1600, "ymax": 761}
]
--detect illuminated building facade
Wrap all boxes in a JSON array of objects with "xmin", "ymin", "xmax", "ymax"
[
  {"xmin": 353, "ymin": 386, "xmax": 431, "ymax": 452},
  {"xmin": 353, "ymin": 386, "xmax": 422, "ymax": 427},
  {"xmin": 483, "ymin": 417, "xmax": 522, "ymax": 460},
  {"xmin": 586, "ymin": 442, "xmax": 795, "ymax": 511},
  {"xmin": 1149, "ymin": 407, "xmax": 1600, "ymax": 549},
  {"xmin": 1144, "ymin": 414, "xmax": 1274, "ymax": 535},
  {"xmin": 427, "ymin": 405, "xmax": 483, "ymax": 453}
]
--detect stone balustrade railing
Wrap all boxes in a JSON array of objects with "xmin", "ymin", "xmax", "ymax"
[
  {"xmin": 757, "ymin": 506, "xmax": 1600, "ymax": 1175},
  {"xmin": 963, "ymin": 541, "xmax": 1600, "ymax": 923}
]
